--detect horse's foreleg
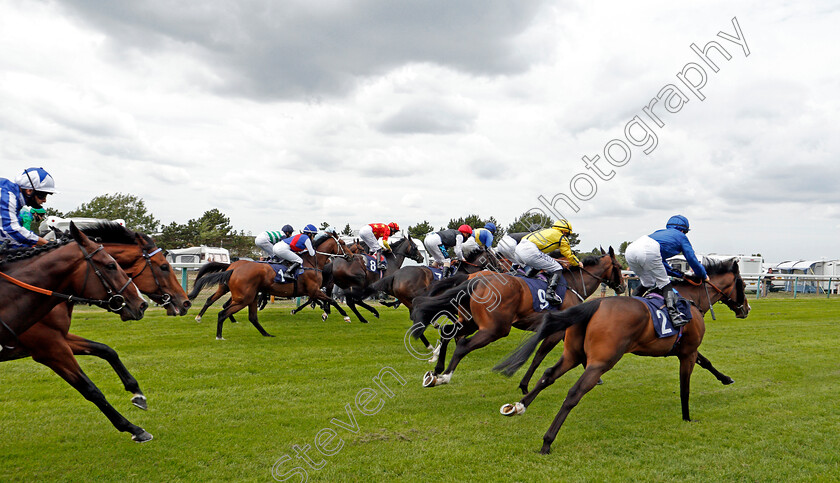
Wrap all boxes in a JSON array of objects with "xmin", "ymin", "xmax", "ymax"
[
  {"xmin": 696, "ymin": 351, "xmax": 734, "ymax": 385},
  {"xmin": 246, "ymin": 299, "xmax": 274, "ymax": 337},
  {"xmin": 31, "ymin": 345, "xmax": 151, "ymax": 442},
  {"xmin": 424, "ymin": 327, "xmax": 497, "ymax": 388},
  {"xmin": 65, "ymin": 334, "xmax": 147, "ymax": 410},
  {"xmin": 345, "ymin": 298, "xmax": 369, "ymax": 324},
  {"xmin": 518, "ymin": 330, "xmax": 565, "ymax": 395},
  {"xmin": 679, "ymin": 352, "xmax": 698, "ymax": 421},
  {"xmin": 540, "ymin": 363, "xmax": 609, "ymax": 454},
  {"xmin": 502, "ymin": 352, "xmax": 581, "ymax": 417},
  {"xmin": 291, "ymin": 297, "xmax": 312, "ymax": 315}
]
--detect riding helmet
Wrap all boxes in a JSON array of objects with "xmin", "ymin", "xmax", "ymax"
[
  {"xmin": 303, "ymin": 224, "xmax": 318, "ymax": 234},
  {"xmin": 458, "ymin": 224, "xmax": 473, "ymax": 236},
  {"xmin": 484, "ymin": 222, "xmax": 497, "ymax": 234},
  {"xmin": 15, "ymin": 167, "xmax": 57, "ymax": 193},
  {"xmin": 552, "ymin": 219, "xmax": 572, "ymax": 233},
  {"xmin": 666, "ymin": 215, "xmax": 690, "ymax": 233}
]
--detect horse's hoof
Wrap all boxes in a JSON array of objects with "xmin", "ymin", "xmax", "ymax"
[
  {"xmin": 132, "ymin": 430, "xmax": 153, "ymax": 443},
  {"xmin": 216, "ymin": 336, "xmax": 225, "ymax": 341},
  {"xmin": 596, "ymin": 378, "xmax": 605, "ymax": 385},
  {"xmin": 500, "ymin": 402, "xmax": 526, "ymax": 417},
  {"xmin": 422, "ymin": 371, "xmax": 436, "ymax": 388},
  {"xmin": 195, "ymin": 316, "xmax": 202, "ymax": 323},
  {"xmin": 264, "ymin": 333, "xmax": 275, "ymax": 338},
  {"xmin": 322, "ymin": 313, "xmax": 328, "ymax": 321},
  {"xmin": 722, "ymin": 377, "xmax": 735, "ymax": 385},
  {"xmin": 344, "ymin": 316, "xmax": 351, "ymax": 323},
  {"xmin": 290, "ymin": 310, "xmax": 296, "ymax": 316},
  {"xmin": 428, "ymin": 355, "xmax": 438, "ymax": 364},
  {"xmin": 131, "ymin": 394, "xmax": 148, "ymax": 410}
]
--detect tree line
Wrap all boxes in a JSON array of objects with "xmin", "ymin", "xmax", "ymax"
[{"xmin": 46, "ymin": 193, "xmax": 628, "ymax": 265}]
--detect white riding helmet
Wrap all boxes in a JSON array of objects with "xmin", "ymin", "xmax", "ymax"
[{"xmin": 15, "ymin": 167, "xmax": 57, "ymax": 194}]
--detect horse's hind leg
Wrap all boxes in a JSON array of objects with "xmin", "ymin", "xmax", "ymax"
[
  {"xmin": 65, "ymin": 334, "xmax": 147, "ymax": 410},
  {"xmin": 31, "ymin": 343, "xmax": 151, "ymax": 442},
  {"xmin": 518, "ymin": 331, "xmax": 565, "ymax": 394},
  {"xmin": 501, "ymin": 352, "xmax": 582, "ymax": 416},
  {"xmin": 196, "ymin": 285, "xmax": 229, "ymax": 322},
  {"xmin": 246, "ymin": 299, "xmax": 274, "ymax": 337},
  {"xmin": 425, "ymin": 326, "xmax": 498, "ymax": 387},
  {"xmin": 540, "ymin": 363, "xmax": 611, "ymax": 454},
  {"xmin": 216, "ymin": 301, "xmax": 248, "ymax": 340},
  {"xmin": 696, "ymin": 351, "xmax": 734, "ymax": 385}
]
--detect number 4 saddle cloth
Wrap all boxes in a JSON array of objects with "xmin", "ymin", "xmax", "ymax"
[{"xmin": 634, "ymin": 292, "xmax": 694, "ymax": 338}]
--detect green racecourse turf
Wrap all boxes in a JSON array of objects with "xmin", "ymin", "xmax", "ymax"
[{"xmin": 1, "ymin": 297, "xmax": 838, "ymax": 482}]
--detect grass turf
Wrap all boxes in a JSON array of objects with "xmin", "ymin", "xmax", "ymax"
[{"xmin": 1, "ymin": 297, "xmax": 838, "ymax": 481}]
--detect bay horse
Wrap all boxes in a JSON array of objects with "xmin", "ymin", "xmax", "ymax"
[
  {"xmin": 411, "ymin": 248, "xmax": 626, "ymax": 387},
  {"xmin": 320, "ymin": 236, "xmax": 425, "ymax": 323},
  {"xmin": 0, "ymin": 222, "xmax": 147, "ymax": 353},
  {"xmin": 493, "ymin": 258, "xmax": 750, "ymax": 454},
  {"xmin": 1, "ymin": 222, "xmax": 189, "ymax": 442},
  {"xmin": 188, "ymin": 234, "xmax": 351, "ymax": 339}
]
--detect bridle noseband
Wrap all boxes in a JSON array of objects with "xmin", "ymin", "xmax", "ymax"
[
  {"xmin": 78, "ymin": 244, "xmax": 134, "ymax": 312},
  {"xmin": 128, "ymin": 246, "xmax": 172, "ymax": 307}
]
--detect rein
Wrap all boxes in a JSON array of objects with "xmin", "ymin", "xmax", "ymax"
[
  {"xmin": 128, "ymin": 246, "xmax": 171, "ymax": 307},
  {"xmin": 681, "ymin": 276, "xmax": 744, "ymax": 312}
]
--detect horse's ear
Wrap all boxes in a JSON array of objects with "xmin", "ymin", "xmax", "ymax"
[
  {"xmin": 609, "ymin": 246, "xmax": 615, "ymax": 257},
  {"xmin": 600, "ymin": 246, "xmax": 606, "ymax": 255},
  {"xmin": 69, "ymin": 222, "xmax": 91, "ymax": 247}
]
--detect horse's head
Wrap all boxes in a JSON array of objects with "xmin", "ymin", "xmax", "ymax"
[
  {"xmin": 131, "ymin": 233, "xmax": 191, "ymax": 316},
  {"xmin": 704, "ymin": 259, "xmax": 750, "ymax": 318},
  {"xmin": 69, "ymin": 222, "xmax": 147, "ymax": 321},
  {"xmin": 604, "ymin": 246, "xmax": 626, "ymax": 294},
  {"xmin": 398, "ymin": 235, "xmax": 424, "ymax": 263}
]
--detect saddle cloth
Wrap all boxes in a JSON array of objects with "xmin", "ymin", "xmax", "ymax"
[
  {"xmin": 363, "ymin": 254, "xmax": 385, "ymax": 273},
  {"xmin": 259, "ymin": 261, "xmax": 301, "ymax": 283},
  {"xmin": 515, "ymin": 272, "xmax": 567, "ymax": 312},
  {"xmin": 634, "ymin": 292, "xmax": 693, "ymax": 338},
  {"xmin": 424, "ymin": 266, "xmax": 444, "ymax": 281}
]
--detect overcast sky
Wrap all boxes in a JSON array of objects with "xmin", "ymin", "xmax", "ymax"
[{"xmin": 1, "ymin": 0, "xmax": 838, "ymax": 263}]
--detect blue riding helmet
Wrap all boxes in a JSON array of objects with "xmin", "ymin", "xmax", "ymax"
[
  {"xmin": 303, "ymin": 224, "xmax": 318, "ymax": 234},
  {"xmin": 484, "ymin": 222, "xmax": 496, "ymax": 234},
  {"xmin": 282, "ymin": 224, "xmax": 294, "ymax": 235},
  {"xmin": 666, "ymin": 215, "xmax": 690, "ymax": 233}
]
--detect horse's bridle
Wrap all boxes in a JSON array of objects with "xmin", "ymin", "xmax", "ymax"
[
  {"xmin": 684, "ymin": 275, "xmax": 745, "ymax": 313},
  {"xmin": 578, "ymin": 257, "xmax": 625, "ymax": 294},
  {"xmin": 128, "ymin": 246, "xmax": 172, "ymax": 307},
  {"xmin": 0, "ymin": 243, "xmax": 134, "ymax": 349}
]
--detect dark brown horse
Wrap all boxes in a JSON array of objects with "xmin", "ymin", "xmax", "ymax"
[
  {"xmin": 411, "ymin": 249, "xmax": 626, "ymax": 387},
  {"xmin": 188, "ymin": 234, "xmax": 351, "ymax": 339},
  {"xmin": 1, "ymin": 223, "xmax": 188, "ymax": 442},
  {"xmin": 494, "ymin": 258, "xmax": 750, "ymax": 454},
  {"xmin": 321, "ymin": 236, "xmax": 425, "ymax": 323},
  {"xmin": 0, "ymin": 222, "xmax": 147, "ymax": 353}
]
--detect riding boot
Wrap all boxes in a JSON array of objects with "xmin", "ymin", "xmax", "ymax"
[
  {"xmin": 523, "ymin": 266, "xmax": 539, "ymax": 278},
  {"xmin": 633, "ymin": 284, "xmax": 650, "ymax": 297},
  {"xmin": 285, "ymin": 262, "xmax": 301, "ymax": 278},
  {"xmin": 663, "ymin": 283, "xmax": 688, "ymax": 327},
  {"xmin": 442, "ymin": 265, "xmax": 451, "ymax": 278},
  {"xmin": 545, "ymin": 272, "xmax": 564, "ymax": 306}
]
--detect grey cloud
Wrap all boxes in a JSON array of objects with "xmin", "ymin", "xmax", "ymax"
[
  {"xmin": 376, "ymin": 100, "xmax": 477, "ymax": 134},
  {"xmin": 58, "ymin": 0, "xmax": 549, "ymax": 100}
]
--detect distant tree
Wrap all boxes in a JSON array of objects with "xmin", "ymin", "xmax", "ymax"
[
  {"xmin": 155, "ymin": 221, "xmax": 196, "ymax": 249},
  {"xmin": 506, "ymin": 210, "xmax": 552, "ymax": 233},
  {"xmin": 620, "ymin": 240, "xmax": 631, "ymax": 255},
  {"xmin": 193, "ymin": 209, "xmax": 233, "ymax": 247},
  {"xmin": 341, "ymin": 223, "xmax": 354, "ymax": 236},
  {"xmin": 320, "ymin": 221, "xmax": 331, "ymax": 230},
  {"xmin": 447, "ymin": 214, "xmax": 484, "ymax": 230},
  {"xmin": 65, "ymin": 193, "xmax": 160, "ymax": 233},
  {"xmin": 408, "ymin": 220, "xmax": 434, "ymax": 239},
  {"xmin": 44, "ymin": 207, "xmax": 65, "ymax": 218}
]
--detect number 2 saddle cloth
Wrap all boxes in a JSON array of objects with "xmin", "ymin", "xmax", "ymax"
[{"xmin": 634, "ymin": 292, "xmax": 694, "ymax": 338}]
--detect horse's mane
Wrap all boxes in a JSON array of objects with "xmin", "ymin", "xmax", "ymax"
[
  {"xmin": 78, "ymin": 222, "xmax": 141, "ymax": 245},
  {"xmin": 564, "ymin": 255, "xmax": 600, "ymax": 271},
  {"xmin": 681, "ymin": 257, "xmax": 744, "ymax": 302},
  {"xmin": 391, "ymin": 237, "xmax": 410, "ymax": 251},
  {"xmin": 312, "ymin": 233, "xmax": 333, "ymax": 248},
  {"xmin": 0, "ymin": 238, "xmax": 71, "ymax": 266}
]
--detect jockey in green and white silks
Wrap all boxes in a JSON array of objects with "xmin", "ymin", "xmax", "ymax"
[
  {"xmin": 255, "ymin": 224, "xmax": 294, "ymax": 259},
  {"xmin": 273, "ymin": 224, "xmax": 317, "ymax": 277}
]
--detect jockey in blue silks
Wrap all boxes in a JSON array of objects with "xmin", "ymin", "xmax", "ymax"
[
  {"xmin": 625, "ymin": 215, "xmax": 709, "ymax": 327},
  {"xmin": 1, "ymin": 167, "xmax": 57, "ymax": 248},
  {"xmin": 273, "ymin": 224, "xmax": 318, "ymax": 277}
]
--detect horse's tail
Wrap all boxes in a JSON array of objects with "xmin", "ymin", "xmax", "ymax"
[
  {"xmin": 410, "ymin": 279, "xmax": 474, "ymax": 340},
  {"xmin": 370, "ymin": 273, "xmax": 396, "ymax": 295},
  {"xmin": 194, "ymin": 261, "xmax": 230, "ymax": 282},
  {"xmin": 423, "ymin": 272, "xmax": 469, "ymax": 297},
  {"xmin": 493, "ymin": 298, "xmax": 604, "ymax": 376},
  {"xmin": 188, "ymin": 270, "xmax": 233, "ymax": 300}
]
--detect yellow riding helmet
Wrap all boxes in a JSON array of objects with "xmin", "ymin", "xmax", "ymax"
[{"xmin": 552, "ymin": 219, "xmax": 572, "ymax": 233}]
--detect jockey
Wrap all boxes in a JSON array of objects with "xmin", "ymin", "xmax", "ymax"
[
  {"xmin": 254, "ymin": 224, "xmax": 295, "ymax": 260},
  {"xmin": 462, "ymin": 222, "xmax": 496, "ymax": 257},
  {"xmin": 494, "ymin": 232, "xmax": 529, "ymax": 268},
  {"xmin": 19, "ymin": 206, "xmax": 46, "ymax": 231},
  {"xmin": 423, "ymin": 224, "xmax": 473, "ymax": 277},
  {"xmin": 273, "ymin": 224, "xmax": 318, "ymax": 277},
  {"xmin": 359, "ymin": 222, "xmax": 399, "ymax": 269},
  {"xmin": 1, "ymin": 167, "xmax": 56, "ymax": 247},
  {"xmin": 515, "ymin": 219, "xmax": 580, "ymax": 306},
  {"xmin": 625, "ymin": 215, "xmax": 709, "ymax": 327}
]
